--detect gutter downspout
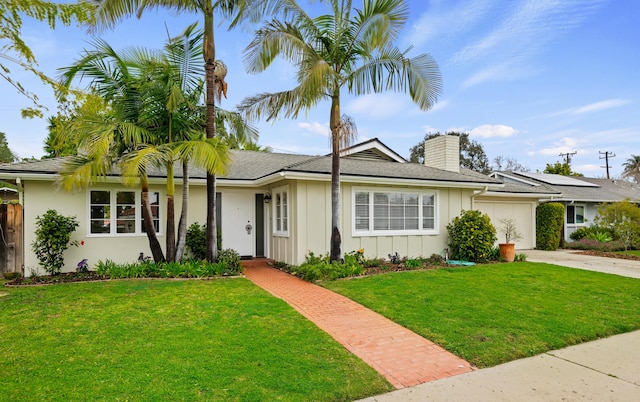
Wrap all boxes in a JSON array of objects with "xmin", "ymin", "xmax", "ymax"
[
  {"xmin": 16, "ymin": 177, "xmax": 23, "ymax": 205},
  {"xmin": 471, "ymin": 186, "xmax": 489, "ymax": 209}
]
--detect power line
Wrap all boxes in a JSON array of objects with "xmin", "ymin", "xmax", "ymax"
[
  {"xmin": 599, "ymin": 151, "xmax": 616, "ymax": 179},
  {"xmin": 559, "ymin": 151, "xmax": 577, "ymax": 164}
]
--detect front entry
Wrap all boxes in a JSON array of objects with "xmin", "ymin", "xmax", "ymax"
[{"xmin": 221, "ymin": 192, "xmax": 255, "ymax": 257}]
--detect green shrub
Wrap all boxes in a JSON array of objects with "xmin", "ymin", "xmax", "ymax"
[
  {"xmin": 290, "ymin": 251, "xmax": 363, "ymax": 282},
  {"xmin": 564, "ymin": 239, "xmax": 626, "ymax": 252},
  {"xmin": 424, "ymin": 253, "xmax": 446, "ymax": 266},
  {"xmin": 185, "ymin": 223, "xmax": 207, "ymax": 260},
  {"xmin": 569, "ymin": 227, "xmax": 594, "ymax": 241},
  {"xmin": 31, "ymin": 210, "xmax": 80, "ymax": 275},
  {"xmin": 447, "ymin": 210, "xmax": 497, "ymax": 262},
  {"xmin": 536, "ymin": 202, "xmax": 564, "ymax": 250},
  {"xmin": 217, "ymin": 248, "xmax": 242, "ymax": 275},
  {"xmin": 403, "ymin": 258, "xmax": 423, "ymax": 269},
  {"xmin": 587, "ymin": 231, "xmax": 612, "ymax": 243},
  {"xmin": 594, "ymin": 200, "xmax": 640, "ymax": 251}
]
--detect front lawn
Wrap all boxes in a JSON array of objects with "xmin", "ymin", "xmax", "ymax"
[
  {"xmin": 0, "ymin": 279, "xmax": 391, "ymax": 401},
  {"xmin": 323, "ymin": 263, "xmax": 640, "ymax": 368}
]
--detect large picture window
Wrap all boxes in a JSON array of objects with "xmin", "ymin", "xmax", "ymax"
[
  {"xmin": 89, "ymin": 190, "xmax": 160, "ymax": 236},
  {"xmin": 353, "ymin": 188, "xmax": 438, "ymax": 236}
]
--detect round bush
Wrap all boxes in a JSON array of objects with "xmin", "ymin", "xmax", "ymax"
[{"xmin": 447, "ymin": 210, "xmax": 497, "ymax": 262}]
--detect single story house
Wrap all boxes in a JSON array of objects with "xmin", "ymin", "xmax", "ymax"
[
  {"xmin": 490, "ymin": 171, "xmax": 640, "ymax": 242},
  {"xmin": 1, "ymin": 136, "xmax": 544, "ymax": 274}
]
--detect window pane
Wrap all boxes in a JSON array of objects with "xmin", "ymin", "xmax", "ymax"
[
  {"xmin": 423, "ymin": 194, "xmax": 434, "ymax": 206},
  {"xmin": 390, "ymin": 218, "xmax": 404, "ymax": 230},
  {"xmin": 374, "ymin": 217, "xmax": 389, "ymax": 230},
  {"xmin": 406, "ymin": 218, "xmax": 419, "ymax": 230},
  {"xmin": 374, "ymin": 192, "xmax": 389, "ymax": 205},
  {"xmin": 91, "ymin": 220, "xmax": 110, "ymax": 234},
  {"xmin": 576, "ymin": 206, "xmax": 584, "ymax": 223},
  {"xmin": 355, "ymin": 192, "xmax": 369, "ymax": 204},
  {"xmin": 423, "ymin": 217, "xmax": 435, "ymax": 230},
  {"xmin": 91, "ymin": 190, "xmax": 110, "ymax": 204},
  {"xmin": 390, "ymin": 205, "xmax": 404, "ymax": 219},
  {"xmin": 141, "ymin": 192, "xmax": 160, "ymax": 234},
  {"xmin": 567, "ymin": 205, "xmax": 575, "ymax": 224},
  {"xmin": 406, "ymin": 206, "xmax": 419, "ymax": 218},
  {"xmin": 117, "ymin": 191, "xmax": 135, "ymax": 204},
  {"xmin": 91, "ymin": 206, "xmax": 110, "ymax": 220},
  {"xmin": 405, "ymin": 194, "xmax": 419, "ymax": 205},
  {"xmin": 390, "ymin": 193, "xmax": 404, "ymax": 205}
]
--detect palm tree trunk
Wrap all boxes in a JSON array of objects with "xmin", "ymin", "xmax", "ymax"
[
  {"xmin": 204, "ymin": 4, "xmax": 218, "ymax": 262},
  {"xmin": 166, "ymin": 162, "xmax": 176, "ymax": 261},
  {"xmin": 175, "ymin": 160, "xmax": 190, "ymax": 261},
  {"xmin": 141, "ymin": 176, "xmax": 165, "ymax": 262},
  {"xmin": 329, "ymin": 93, "xmax": 342, "ymax": 262}
]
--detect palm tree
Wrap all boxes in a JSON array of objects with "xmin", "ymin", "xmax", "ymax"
[
  {"xmin": 622, "ymin": 155, "xmax": 640, "ymax": 183},
  {"xmin": 89, "ymin": 0, "xmax": 280, "ymax": 262},
  {"xmin": 240, "ymin": 0, "xmax": 442, "ymax": 261},
  {"xmin": 59, "ymin": 26, "xmax": 251, "ymax": 262}
]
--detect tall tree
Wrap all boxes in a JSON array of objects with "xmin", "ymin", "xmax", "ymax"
[
  {"xmin": 240, "ymin": 0, "xmax": 441, "ymax": 262},
  {"xmin": 409, "ymin": 132, "xmax": 490, "ymax": 174},
  {"xmin": 491, "ymin": 155, "xmax": 528, "ymax": 172},
  {"xmin": 621, "ymin": 155, "xmax": 640, "ymax": 183},
  {"xmin": 89, "ymin": 0, "xmax": 279, "ymax": 262},
  {"xmin": 1, "ymin": 0, "xmax": 93, "ymax": 117},
  {"xmin": 59, "ymin": 26, "xmax": 230, "ymax": 262},
  {"xmin": 0, "ymin": 132, "xmax": 18, "ymax": 163}
]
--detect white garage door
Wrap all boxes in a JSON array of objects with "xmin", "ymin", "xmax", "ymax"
[{"xmin": 475, "ymin": 200, "xmax": 536, "ymax": 250}]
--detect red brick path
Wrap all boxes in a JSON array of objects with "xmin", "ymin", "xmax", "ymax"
[{"xmin": 242, "ymin": 260, "xmax": 474, "ymax": 389}]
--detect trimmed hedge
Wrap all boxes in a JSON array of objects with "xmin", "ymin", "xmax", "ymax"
[{"xmin": 536, "ymin": 202, "xmax": 565, "ymax": 250}]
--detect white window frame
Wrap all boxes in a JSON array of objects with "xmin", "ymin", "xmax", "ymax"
[
  {"xmin": 272, "ymin": 185, "xmax": 290, "ymax": 237},
  {"xmin": 566, "ymin": 204, "xmax": 586, "ymax": 225},
  {"xmin": 352, "ymin": 187, "xmax": 439, "ymax": 237},
  {"xmin": 87, "ymin": 189, "xmax": 162, "ymax": 237}
]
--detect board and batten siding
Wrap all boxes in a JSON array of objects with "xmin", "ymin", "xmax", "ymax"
[{"xmin": 286, "ymin": 180, "xmax": 475, "ymax": 265}]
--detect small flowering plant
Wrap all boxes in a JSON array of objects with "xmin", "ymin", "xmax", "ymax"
[{"xmin": 347, "ymin": 248, "xmax": 366, "ymax": 265}]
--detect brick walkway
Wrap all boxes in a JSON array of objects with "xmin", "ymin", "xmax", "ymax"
[{"xmin": 242, "ymin": 260, "xmax": 474, "ymax": 389}]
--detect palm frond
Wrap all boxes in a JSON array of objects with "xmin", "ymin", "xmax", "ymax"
[
  {"xmin": 173, "ymin": 138, "xmax": 230, "ymax": 176},
  {"xmin": 347, "ymin": 46, "xmax": 442, "ymax": 110}
]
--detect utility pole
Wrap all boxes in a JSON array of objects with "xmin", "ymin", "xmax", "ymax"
[
  {"xmin": 599, "ymin": 151, "xmax": 616, "ymax": 179},
  {"xmin": 559, "ymin": 151, "xmax": 577, "ymax": 164}
]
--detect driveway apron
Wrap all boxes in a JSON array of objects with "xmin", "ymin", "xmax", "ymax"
[{"xmin": 242, "ymin": 260, "xmax": 474, "ymax": 389}]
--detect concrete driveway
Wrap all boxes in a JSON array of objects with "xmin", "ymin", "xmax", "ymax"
[{"xmin": 524, "ymin": 249, "xmax": 640, "ymax": 279}]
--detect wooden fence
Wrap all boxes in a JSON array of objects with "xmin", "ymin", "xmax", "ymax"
[{"xmin": 0, "ymin": 204, "xmax": 23, "ymax": 274}]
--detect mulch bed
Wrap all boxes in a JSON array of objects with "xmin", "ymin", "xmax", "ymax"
[{"xmin": 5, "ymin": 272, "xmax": 107, "ymax": 286}]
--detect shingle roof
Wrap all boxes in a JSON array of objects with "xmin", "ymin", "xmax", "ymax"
[
  {"xmin": 497, "ymin": 171, "xmax": 640, "ymax": 202},
  {"xmin": 0, "ymin": 150, "xmax": 502, "ymax": 187}
]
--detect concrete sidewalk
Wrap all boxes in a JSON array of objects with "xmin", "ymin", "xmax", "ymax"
[{"xmin": 358, "ymin": 330, "xmax": 640, "ymax": 401}]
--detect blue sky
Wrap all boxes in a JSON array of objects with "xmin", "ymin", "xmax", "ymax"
[{"xmin": 2, "ymin": 0, "xmax": 638, "ymax": 178}]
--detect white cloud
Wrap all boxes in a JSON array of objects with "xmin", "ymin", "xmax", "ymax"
[
  {"xmin": 422, "ymin": 125, "xmax": 440, "ymax": 134},
  {"xmin": 470, "ymin": 124, "xmax": 517, "ymax": 138},
  {"xmin": 572, "ymin": 99, "xmax": 631, "ymax": 114},
  {"xmin": 536, "ymin": 137, "xmax": 581, "ymax": 157},
  {"xmin": 345, "ymin": 93, "xmax": 405, "ymax": 119},
  {"xmin": 297, "ymin": 121, "xmax": 330, "ymax": 137}
]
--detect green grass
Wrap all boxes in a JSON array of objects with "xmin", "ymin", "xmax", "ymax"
[
  {"xmin": 615, "ymin": 250, "xmax": 640, "ymax": 257},
  {"xmin": 324, "ymin": 262, "xmax": 640, "ymax": 368},
  {"xmin": 0, "ymin": 279, "xmax": 391, "ymax": 401}
]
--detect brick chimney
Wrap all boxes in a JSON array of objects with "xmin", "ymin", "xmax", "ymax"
[{"xmin": 424, "ymin": 135, "xmax": 460, "ymax": 172}]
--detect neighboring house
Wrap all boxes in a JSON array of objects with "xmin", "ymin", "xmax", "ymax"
[
  {"xmin": 0, "ymin": 186, "xmax": 18, "ymax": 202},
  {"xmin": 490, "ymin": 171, "xmax": 640, "ymax": 242},
  {"xmin": 0, "ymin": 136, "xmax": 508, "ymax": 273}
]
